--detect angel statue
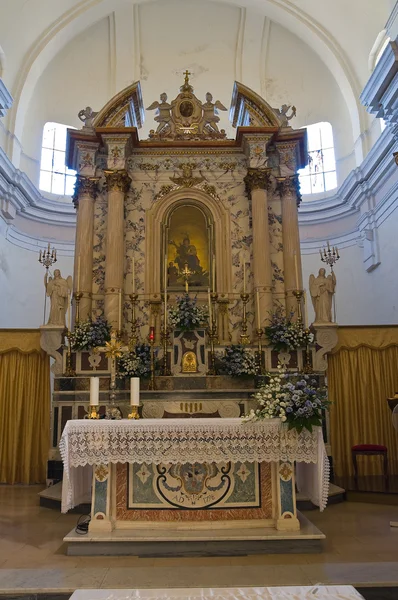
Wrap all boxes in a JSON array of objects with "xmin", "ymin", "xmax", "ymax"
[
  {"xmin": 146, "ymin": 93, "xmax": 175, "ymax": 136},
  {"xmin": 45, "ymin": 269, "xmax": 73, "ymax": 327},
  {"xmin": 78, "ymin": 106, "xmax": 98, "ymax": 129},
  {"xmin": 275, "ymin": 104, "xmax": 297, "ymax": 127},
  {"xmin": 199, "ymin": 92, "xmax": 227, "ymax": 134},
  {"xmin": 309, "ymin": 268, "xmax": 336, "ymax": 323}
]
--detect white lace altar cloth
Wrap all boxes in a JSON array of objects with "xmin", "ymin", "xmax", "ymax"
[{"xmin": 59, "ymin": 418, "xmax": 329, "ymax": 513}]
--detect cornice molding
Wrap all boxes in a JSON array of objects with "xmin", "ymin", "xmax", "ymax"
[{"xmin": 0, "ymin": 78, "xmax": 12, "ymax": 117}]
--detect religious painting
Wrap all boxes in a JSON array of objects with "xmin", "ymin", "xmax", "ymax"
[{"xmin": 165, "ymin": 203, "xmax": 212, "ymax": 289}]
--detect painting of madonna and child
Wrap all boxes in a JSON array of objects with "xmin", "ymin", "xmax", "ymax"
[{"xmin": 166, "ymin": 204, "xmax": 212, "ymax": 289}]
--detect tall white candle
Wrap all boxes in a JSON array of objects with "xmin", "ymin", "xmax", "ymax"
[
  {"xmin": 68, "ymin": 290, "xmax": 71, "ymax": 332},
  {"xmin": 164, "ymin": 257, "xmax": 168, "ymax": 326},
  {"xmin": 243, "ymin": 261, "xmax": 246, "ymax": 294},
  {"xmin": 294, "ymin": 251, "xmax": 299, "ymax": 291},
  {"xmin": 90, "ymin": 377, "xmax": 99, "ymax": 406},
  {"xmin": 118, "ymin": 290, "xmax": 122, "ymax": 331},
  {"xmin": 256, "ymin": 290, "xmax": 261, "ymax": 329},
  {"xmin": 212, "ymin": 255, "xmax": 216, "ymax": 292},
  {"xmin": 77, "ymin": 255, "xmax": 81, "ymax": 291},
  {"xmin": 132, "ymin": 256, "xmax": 135, "ymax": 293},
  {"xmin": 130, "ymin": 377, "xmax": 140, "ymax": 406}
]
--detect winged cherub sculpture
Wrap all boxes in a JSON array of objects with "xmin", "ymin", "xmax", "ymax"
[
  {"xmin": 199, "ymin": 92, "xmax": 227, "ymax": 134},
  {"xmin": 146, "ymin": 92, "xmax": 175, "ymax": 136}
]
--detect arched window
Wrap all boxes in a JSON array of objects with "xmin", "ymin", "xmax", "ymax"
[
  {"xmin": 39, "ymin": 122, "xmax": 76, "ymax": 195},
  {"xmin": 298, "ymin": 122, "xmax": 337, "ymax": 195}
]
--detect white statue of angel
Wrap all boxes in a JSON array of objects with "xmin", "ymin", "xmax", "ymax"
[
  {"xmin": 45, "ymin": 269, "xmax": 73, "ymax": 326},
  {"xmin": 146, "ymin": 93, "xmax": 175, "ymax": 135},
  {"xmin": 309, "ymin": 268, "xmax": 336, "ymax": 323},
  {"xmin": 200, "ymin": 92, "xmax": 227, "ymax": 133}
]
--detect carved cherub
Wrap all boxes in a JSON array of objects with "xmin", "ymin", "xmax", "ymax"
[
  {"xmin": 78, "ymin": 106, "xmax": 98, "ymax": 129},
  {"xmin": 146, "ymin": 93, "xmax": 175, "ymax": 136},
  {"xmin": 275, "ymin": 104, "xmax": 297, "ymax": 127},
  {"xmin": 199, "ymin": 92, "xmax": 227, "ymax": 134}
]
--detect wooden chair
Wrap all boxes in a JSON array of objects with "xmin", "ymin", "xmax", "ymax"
[{"xmin": 351, "ymin": 444, "xmax": 388, "ymax": 490}]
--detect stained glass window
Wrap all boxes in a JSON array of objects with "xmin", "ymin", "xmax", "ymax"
[
  {"xmin": 298, "ymin": 122, "xmax": 337, "ymax": 195},
  {"xmin": 39, "ymin": 122, "xmax": 76, "ymax": 195}
]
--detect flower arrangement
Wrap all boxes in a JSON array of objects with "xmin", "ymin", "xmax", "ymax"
[
  {"xmin": 264, "ymin": 312, "xmax": 314, "ymax": 352},
  {"xmin": 117, "ymin": 344, "xmax": 151, "ymax": 378},
  {"xmin": 218, "ymin": 344, "xmax": 259, "ymax": 377},
  {"xmin": 69, "ymin": 316, "xmax": 111, "ymax": 351},
  {"xmin": 243, "ymin": 367, "xmax": 328, "ymax": 433},
  {"xmin": 168, "ymin": 293, "xmax": 209, "ymax": 331}
]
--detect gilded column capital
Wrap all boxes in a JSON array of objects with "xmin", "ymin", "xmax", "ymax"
[
  {"xmin": 244, "ymin": 168, "xmax": 272, "ymax": 195},
  {"xmin": 72, "ymin": 176, "xmax": 99, "ymax": 208},
  {"xmin": 275, "ymin": 175, "xmax": 302, "ymax": 206},
  {"xmin": 104, "ymin": 169, "xmax": 131, "ymax": 194}
]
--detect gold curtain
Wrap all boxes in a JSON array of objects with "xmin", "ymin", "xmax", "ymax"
[
  {"xmin": 0, "ymin": 330, "xmax": 50, "ymax": 484},
  {"xmin": 329, "ymin": 326, "xmax": 398, "ymax": 478}
]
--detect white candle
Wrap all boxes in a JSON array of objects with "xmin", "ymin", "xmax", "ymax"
[
  {"xmin": 294, "ymin": 251, "xmax": 299, "ymax": 291},
  {"xmin": 132, "ymin": 256, "xmax": 135, "ymax": 293},
  {"xmin": 90, "ymin": 377, "xmax": 99, "ymax": 406},
  {"xmin": 208, "ymin": 287, "xmax": 212, "ymax": 323},
  {"xmin": 256, "ymin": 289, "xmax": 261, "ymax": 329},
  {"xmin": 130, "ymin": 377, "xmax": 140, "ymax": 406},
  {"xmin": 68, "ymin": 290, "xmax": 71, "ymax": 332},
  {"xmin": 77, "ymin": 255, "xmax": 81, "ymax": 291},
  {"xmin": 212, "ymin": 255, "xmax": 216, "ymax": 292},
  {"xmin": 243, "ymin": 261, "xmax": 246, "ymax": 294},
  {"xmin": 118, "ymin": 290, "xmax": 122, "ymax": 331}
]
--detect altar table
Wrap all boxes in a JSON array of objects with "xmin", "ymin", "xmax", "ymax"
[{"xmin": 59, "ymin": 418, "xmax": 329, "ymax": 532}]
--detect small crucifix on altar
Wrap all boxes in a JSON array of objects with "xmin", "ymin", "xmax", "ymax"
[{"xmin": 182, "ymin": 262, "xmax": 192, "ymax": 293}]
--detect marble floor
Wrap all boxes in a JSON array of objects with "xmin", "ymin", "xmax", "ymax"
[{"xmin": 0, "ymin": 485, "xmax": 398, "ymax": 594}]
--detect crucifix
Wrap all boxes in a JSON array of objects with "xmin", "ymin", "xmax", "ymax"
[
  {"xmin": 182, "ymin": 262, "xmax": 192, "ymax": 293},
  {"xmin": 183, "ymin": 70, "xmax": 192, "ymax": 85},
  {"xmin": 93, "ymin": 330, "xmax": 129, "ymax": 418}
]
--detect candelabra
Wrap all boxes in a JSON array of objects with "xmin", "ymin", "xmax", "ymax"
[
  {"xmin": 239, "ymin": 293, "xmax": 250, "ymax": 345},
  {"xmin": 303, "ymin": 345, "xmax": 313, "ymax": 374},
  {"xmin": 161, "ymin": 325, "xmax": 171, "ymax": 376},
  {"xmin": 148, "ymin": 326, "xmax": 156, "ymax": 390},
  {"xmin": 64, "ymin": 330, "xmax": 76, "ymax": 377},
  {"xmin": 206, "ymin": 292, "xmax": 219, "ymax": 376},
  {"xmin": 292, "ymin": 289, "xmax": 304, "ymax": 325},
  {"xmin": 73, "ymin": 291, "xmax": 83, "ymax": 324},
  {"xmin": 320, "ymin": 241, "xmax": 340, "ymax": 271},
  {"xmin": 210, "ymin": 292, "xmax": 219, "ymax": 344},
  {"xmin": 39, "ymin": 242, "xmax": 57, "ymax": 324},
  {"xmin": 129, "ymin": 293, "xmax": 139, "ymax": 350}
]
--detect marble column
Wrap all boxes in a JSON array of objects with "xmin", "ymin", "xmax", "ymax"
[
  {"xmin": 244, "ymin": 168, "xmax": 273, "ymax": 328},
  {"xmin": 277, "ymin": 175, "xmax": 302, "ymax": 319},
  {"xmin": 73, "ymin": 176, "xmax": 99, "ymax": 320},
  {"xmin": 104, "ymin": 170, "xmax": 131, "ymax": 330}
]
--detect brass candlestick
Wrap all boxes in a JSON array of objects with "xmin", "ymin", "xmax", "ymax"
[
  {"xmin": 210, "ymin": 292, "xmax": 219, "ymax": 344},
  {"xmin": 240, "ymin": 292, "xmax": 250, "ymax": 345},
  {"xmin": 148, "ymin": 328, "xmax": 156, "ymax": 390},
  {"xmin": 64, "ymin": 329, "xmax": 76, "ymax": 377},
  {"xmin": 161, "ymin": 325, "xmax": 171, "ymax": 376},
  {"xmin": 292, "ymin": 290, "xmax": 304, "ymax": 324},
  {"xmin": 207, "ymin": 325, "xmax": 218, "ymax": 376},
  {"xmin": 74, "ymin": 291, "xmax": 83, "ymax": 324},
  {"xmin": 88, "ymin": 405, "xmax": 100, "ymax": 419},
  {"xmin": 256, "ymin": 328, "xmax": 265, "ymax": 374},
  {"xmin": 303, "ymin": 344, "xmax": 313, "ymax": 374},
  {"xmin": 129, "ymin": 293, "xmax": 139, "ymax": 350},
  {"xmin": 128, "ymin": 405, "xmax": 140, "ymax": 420}
]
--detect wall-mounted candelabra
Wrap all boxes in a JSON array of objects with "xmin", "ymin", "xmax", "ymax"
[
  {"xmin": 320, "ymin": 241, "xmax": 340, "ymax": 271},
  {"xmin": 39, "ymin": 242, "xmax": 57, "ymax": 324}
]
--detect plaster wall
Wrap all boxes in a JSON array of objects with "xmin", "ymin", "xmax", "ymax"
[{"xmin": 0, "ymin": 220, "xmax": 74, "ymax": 328}]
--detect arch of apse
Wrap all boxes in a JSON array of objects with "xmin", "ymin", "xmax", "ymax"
[
  {"xmin": 7, "ymin": 0, "xmax": 365, "ymax": 165},
  {"xmin": 145, "ymin": 188, "xmax": 233, "ymax": 295}
]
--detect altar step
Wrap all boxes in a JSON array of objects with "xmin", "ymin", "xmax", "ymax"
[{"xmin": 63, "ymin": 512, "xmax": 325, "ymax": 556}]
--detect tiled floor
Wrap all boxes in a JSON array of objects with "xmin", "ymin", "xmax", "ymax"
[{"xmin": 0, "ymin": 485, "xmax": 398, "ymax": 593}]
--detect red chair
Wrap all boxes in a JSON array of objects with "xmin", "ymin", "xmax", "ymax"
[{"xmin": 351, "ymin": 444, "xmax": 388, "ymax": 490}]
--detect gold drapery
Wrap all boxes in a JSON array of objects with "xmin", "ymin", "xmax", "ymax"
[
  {"xmin": 329, "ymin": 326, "xmax": 398, "ymax": 478},
  {"xmin": 0, "ymin": 330, "xmax": 50, "ymax": 484}
]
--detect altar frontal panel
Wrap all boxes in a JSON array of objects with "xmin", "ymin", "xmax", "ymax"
[{"xmin": 116, "ymin": 462, "xmax": 272, "ymax": 523}]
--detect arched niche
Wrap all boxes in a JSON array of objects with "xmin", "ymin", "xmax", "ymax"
[{"xmin": 145, "ymin": 188, "xmax": 232, "ymax": 295}]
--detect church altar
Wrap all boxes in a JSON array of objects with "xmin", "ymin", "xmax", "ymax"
[{"xmin": 59, "ymin": 418, "xmax": 329, "ymax": 533}]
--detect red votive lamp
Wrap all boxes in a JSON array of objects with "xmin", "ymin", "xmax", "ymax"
[{"xmin": 149, "ymin": 326, "xmax": 155, "ymax": 342}]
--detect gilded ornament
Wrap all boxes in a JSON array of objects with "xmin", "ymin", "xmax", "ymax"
[
  {"xmin": 104, "ymin": 169, "xmax": 131, "ymax": 193},
  {"xmin": 279, "ymin": 463, "xmax": 292, "ymax": 481},
  {"xmin": 104, "ymin": 337, "xmax": 123, "ymax": 359},
  {"xmin": 182, "ymin": 351, "xmax": 198, "ymax": 373},
  {"xmin": 169, "ymin": 163, "xmax": 204, "ymax": 188},
  {"xmin": 244, "ymin": 168, "xmax": 272, "ymax": 194}
]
